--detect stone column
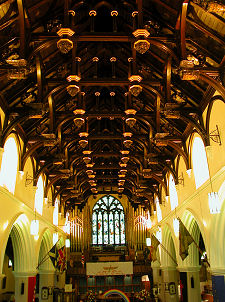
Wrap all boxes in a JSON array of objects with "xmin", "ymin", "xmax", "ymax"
[
  {"xmin": 13, "ymin": 271, "xmax": 37, "ymax": 302},
  {"xmin": 161, "ymin": 266, "xmax": 179, "ymax": 302},
  {"xmin": 211, "ymin": 268, "xmax": 225, "ymax": 302},
  {"xmin": 178, "ymin": 266, "xmax": 201, "ymax": 302},
  {"xmin": 152, "ymin": 262, "xmax": 163, "ymax": 301},
  {"xmin": 39, "ymin": 270, "xmax": 55, "ymax": 302}
]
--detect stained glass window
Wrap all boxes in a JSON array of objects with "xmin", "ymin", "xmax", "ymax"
[{"xmin": 92, "ymin": 195, "xmax": 126, "ymax": 245}]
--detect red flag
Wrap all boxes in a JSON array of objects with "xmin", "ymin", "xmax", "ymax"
[
  {"xmin": 57, "ymin": 246, "xmax": 66, "ymax": 273},
  {"xmin": 28, "ymin": 276, "xmax": 36, "ymax": 302}
]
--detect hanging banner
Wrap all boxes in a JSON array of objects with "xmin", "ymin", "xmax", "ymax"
[
  {"xmin": 28, "ymin": 276, "xmax": 36, "ymax": 302},
  {"xmin": 86, "ymin": 262, "xmax": 133, "ymax": 276}
]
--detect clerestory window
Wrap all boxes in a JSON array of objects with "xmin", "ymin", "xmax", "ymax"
[{"xmin": 92, "ymin": 195, "xmax": 125, "ymax": 245}]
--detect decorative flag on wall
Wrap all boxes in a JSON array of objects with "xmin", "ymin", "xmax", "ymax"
[
  {"xmin": 150, "ymin": 234, "xmax": 160, "ymax": 262},
  {"xmin": 49, "ymin": 243, "xmax": 58, "ymax": 268},
  {"xmin": 179, "ymin": 218, "xmax": 194, "ymax": 260},
  {"xmin": 57, "ymin": 246, "xmax": 66, "ymax": 273}
]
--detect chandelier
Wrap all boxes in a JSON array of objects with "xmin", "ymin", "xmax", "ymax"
[
  {"xmin": 79, "ymin": 132, "xmax": 89, "ymax": 148},
  {"xmin": 123, "ymin": 132, "xmax": 133, "ymax": 148},
  {"xmin": 133, "ymin": 29, "xmax": 150, "ymax": 54},
  {"xmin": 125, "ymin": 109, "xmax": 137, "ymax": 127},
  {"xmin": 57, "ymin": 28, "xmax": 75, "ymax": 54},
  {"xmin": 128, "ymin": 75, "xmax": 143, "ymax": 96},
  {"xmin": 73, "ymin": 109, "xmax": 85, "ymax": 128}
]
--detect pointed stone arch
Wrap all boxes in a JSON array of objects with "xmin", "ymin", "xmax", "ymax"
[
  {"xmin": 179, "ymin": 210, "xmax": 206, "ymax": 267},
  {"xmin": 2, "ymin": 213, "xmax": 35, "ymax": 273},
  {"xmin": 37, "ymin": 229, "xmax": 53, "ymax": 271},
  {"xmin": 161, "ymin": 224, "xmax": 178, "ymax": 267}
]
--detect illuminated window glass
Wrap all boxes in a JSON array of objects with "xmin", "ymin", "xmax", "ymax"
[
  {"xmin": 0, "ymin": 137, "xmax": 18, "ymax": 194},
  {"xmin": 192, "ymin": 136, "xmax": 209, "ymax": 189},
  {"xmin": 92, "ymin": 195, "xmax": 125, "ymax": 245},
  {"xmin": 34, "ymin": 176, "xmax": 44, "ymax": 215},
  {"xmin": 169, "ymin": 174, "xmax": 178, "ymax": 211}
]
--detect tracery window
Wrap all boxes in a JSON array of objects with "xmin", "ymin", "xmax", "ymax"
[{"xmin": 92, "ymin": 195, "xmax": 125, "ymax": 245}]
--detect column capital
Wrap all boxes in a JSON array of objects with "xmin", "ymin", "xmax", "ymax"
[
  {"xmin": 13, "ymin": 271, "xmax": 37, "ymax": 278},
  {"xmin": 38, "ymin": 269, "xmax": 55, "ymax": 275},
  {"xmin": 151, "ymin": 260, "xmax": 161, "ymax": 268},
  {"xmin": 160, "ymin": 266, "xmax": 177, "ymax": 272},
  {"xmin": 210, "ymin": 267, "xmax": 225, "ymax": 275},
  {"xmin": 177, "ymin": 266, "xmax": 201, "ymax": 273}
]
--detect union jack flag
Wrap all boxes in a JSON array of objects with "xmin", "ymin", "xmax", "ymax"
[{"xmin": 57, "ymin": 246, "xmax": 66, "ymax": 273}]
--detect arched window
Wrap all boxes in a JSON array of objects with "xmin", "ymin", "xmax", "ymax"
[
  {"xmin": 192, "ymin": 136, "xmax": 209, "ymax": 189},
  {"xmin": 0, "ymin": 137, "xmax": 18, "ymax": 193},
  {"xmin": 169, "ymin": 174, "xmax": 178, "ymax": 211},
  {"xmin": 156, "ymin": 198, "xmax": 162, "ymax": 222},
  {"xmin": 92, "ymin": 195, "xmax": 125, "ymax": 245},
  {"xmin": 34, "ymin": 176, "xmax": 44, "ymax": 215},
  {"xmin": 53, "ymin": 199, "xmax": 59, "ymax": 226}
]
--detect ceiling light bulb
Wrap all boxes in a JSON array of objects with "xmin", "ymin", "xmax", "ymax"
[
  {"xmin": 118, "ymin": 173, "xmax": 126, "ymax": 178},
  {"xmin": 120, "ymin": 150, "xmax": 130, "ymax": 155},
  {"xmin": 86, "ymin": 163, "xmax": 94, "ymax": 168},
  {"xmin": 83, "ymin": 150, "xmax": 92, "ymax": 155},
  {"xmin": 119, "ymin": 162, "xmax": 127, "ymax": 168},
  {"xmin": 79, "ymin": 132, "xmax": 89, "ymax": 138},
  {"xmin": 123, "ymin": 132, "xmax": 132, "ymax": 138},
  {"xmin": 125, "ymin": 109, "xmax": 137, "ymax": 115},
  {"xmin": 73, "ymin": 109, "xmax": 85, "ymax": 115},
  {"xmin": 88, "ymin": 174, "xmax": 95, "ymax": 179}
]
